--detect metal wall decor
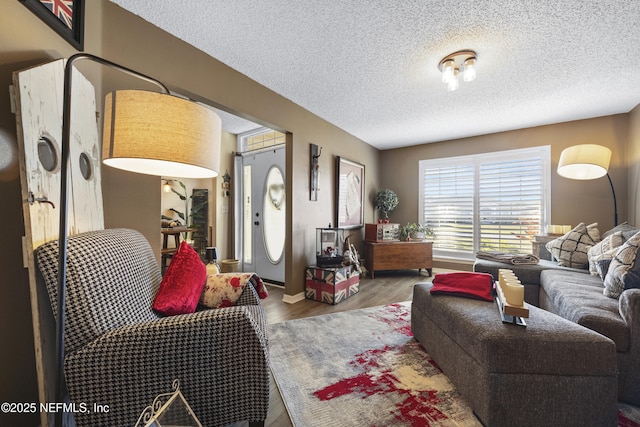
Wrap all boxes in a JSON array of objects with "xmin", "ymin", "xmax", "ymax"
[
  {"xmin": 21, "ymin": 0, "xmax": 85, "ymax": 50},
  {"xmin": 310, "ymin": 143, "xmax": 322, "ymax": 201}
]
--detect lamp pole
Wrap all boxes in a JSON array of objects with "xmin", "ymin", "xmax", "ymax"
[
  {"xmin": 55, "ymin": 53, "xmax": 168, "ymax": 427},
  {"xmin": 606, "ymin": 173, "xmax": 618, "ymax": 226}
]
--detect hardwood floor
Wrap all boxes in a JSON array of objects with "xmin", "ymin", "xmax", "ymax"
[{"xmin": 261, "ymin": 268, "xmax": 457, "ymax": 427}]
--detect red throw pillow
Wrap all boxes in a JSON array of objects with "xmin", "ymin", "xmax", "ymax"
[
  {"xmin": 429, "ymin": 272, "xmax": 494, "ymax": 302},
  {"xmin": 153, "ymin": 241, "xmax": 206, "ymax": 316}
]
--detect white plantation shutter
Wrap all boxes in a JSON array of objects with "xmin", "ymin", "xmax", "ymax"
[
  {"xmin": 421, "ymin": 163, "xmax": 474, "ymax": 253},
  {"xmin": 420, "ymin": 146, "xmax": 550, "ymax": 259}
]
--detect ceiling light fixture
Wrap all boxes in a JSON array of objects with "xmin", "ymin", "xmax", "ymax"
[{"xmin": 438, "ymin": 50, "xmax": 477, "ymax": 91}]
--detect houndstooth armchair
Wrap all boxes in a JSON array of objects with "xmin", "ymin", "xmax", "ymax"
[{"xmin": 36, "ymin": 228, "xmax": 270, "ymax": 427}]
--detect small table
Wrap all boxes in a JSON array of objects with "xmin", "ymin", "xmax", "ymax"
[
  {"xmin": 363, "ymin": 240, "xmax": 433, "ymax": 278},
  {"xmin": 161, "ymin": 227, "xmax": 194, "ymax": 272}
]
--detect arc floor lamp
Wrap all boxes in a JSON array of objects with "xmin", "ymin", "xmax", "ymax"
[
  {"xmin": 557, "ymin": 144, "xmax": 617, "ymax": 226},
  {"xmin": 56, "ymin": 53, "xmax": 221, "ymax": 426}
]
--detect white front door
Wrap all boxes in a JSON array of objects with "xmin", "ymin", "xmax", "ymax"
[{"xmin": 241, "ymin": 147, "xmax": 285, "ymax": 283}]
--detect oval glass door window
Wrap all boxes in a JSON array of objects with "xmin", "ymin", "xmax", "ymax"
[{"xmin": 263, "ymin": 166, "xmax": 286, "ymax": 263}]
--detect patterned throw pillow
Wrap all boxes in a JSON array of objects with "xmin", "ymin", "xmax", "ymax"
[
  {"xmin": 546, "ymin": 222, "xmax": 599, "ymax": 268},
  {"xmin": 603, "ymin": 231, "xmax": 640, "ymax": 299},
  {"xmin": 153, "ymin": 241, "xmax": 207, "ymax": 316},
  {"xmin": 587, "ymin": 231, "xmax": 625, "ymax": 275},
  {"xmin": 200, "ymin": 273, "xmax": 266, "ymax": 308},
  {"xmin": 596, "ymin": 258, "xmax": 613, "ymax": 280},
  {"xmin": 586, "ymin": 222, "xmax": 601, "ymax": 243},
  {"xmin": 602, "ymin": 222, "xmax": 637, "ymax": 239}
]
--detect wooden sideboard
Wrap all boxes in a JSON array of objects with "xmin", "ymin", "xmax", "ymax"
[{"xmin": 363, "ymin": 240, "xmax": 433, "ymax": 278}]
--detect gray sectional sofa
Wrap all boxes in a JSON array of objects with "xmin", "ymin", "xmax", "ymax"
[{"xmin": 474, "ymin": 223, "xmax": 640, "ymax": 406}]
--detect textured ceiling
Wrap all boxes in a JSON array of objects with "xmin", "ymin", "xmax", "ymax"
[{"xmin": 111, "ymin": 0, "xmax": 640, "ymax": 150}]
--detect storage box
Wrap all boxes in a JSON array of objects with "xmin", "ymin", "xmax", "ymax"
[
  {"xmin": 365, "ymin": 223, "xmax": 400, "ymax": 242},
  {"xmin": 316, "ymin": 228, "xmax": 345, "ymax": 267},
  {"xmin": 305, "ymin": 265, "xmax": 360, "ymax": 304}
]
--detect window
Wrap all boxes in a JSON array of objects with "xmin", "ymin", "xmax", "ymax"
[
  {"xmin": 419, "ymin": 146, "xmax": 550, "ymax": 259},
  {"xmin": 238, "ymin": 127, "xmax": 286, "ymax": 153}
]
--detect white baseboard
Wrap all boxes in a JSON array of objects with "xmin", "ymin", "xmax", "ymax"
[{"xmin": 282, "ymin": 292, "xmax": 305, "ymax": 304}]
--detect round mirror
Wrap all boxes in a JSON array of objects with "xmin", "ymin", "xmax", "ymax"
[
  {"xmin": 79, "ymin": 152, "xmax": 93, "ymax": 180},
  {"xmin": 37, "ymin": 136, "xmax": 58, "ymax": 172}
]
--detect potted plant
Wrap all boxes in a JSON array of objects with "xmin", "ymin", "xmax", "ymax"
[
  {"xmin": 373, "ymin": 189, "xmax": 398, "ymax": 222},
  {"xmin": 161, "ymin": 180, "xmax": 207, "ymax": 241},
  {"xmin": 400, "ymin": 223, "xmax": 435, "ymax": 241}
]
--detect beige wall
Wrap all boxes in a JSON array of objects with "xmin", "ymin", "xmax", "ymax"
[
  {"xmin": 381, "ymin": 115, "xmax": 629, "ymax": 241},
  {"xmin": 214, "ymin": 131, "xmax": 237, "ymax": 260}
]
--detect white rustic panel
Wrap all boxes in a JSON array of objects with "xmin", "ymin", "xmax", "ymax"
[
  {"xmin": 13, "ymin": 58, "xmax": 104, "ymax": 427},
  {"xmin": 15, "ymin": 59, "xmax": 104, "ymax": 246},
  {"xmin": 67, "ymin": 65, "xmax": 104, "ymax": 235}
]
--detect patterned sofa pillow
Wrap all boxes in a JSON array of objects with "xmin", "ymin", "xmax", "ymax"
[
  {"xmin": 601, "ymin": 221, "xmax": 638, "ymax": 240},
  {"xmin": 596, "ymin": 258, "xmax": 613, "ymax": 280},
  {"xmin": 603, "ymin": 231, "xmax": 640, "ymax": 299},
  {"xmin": 587, "ymin": 231, "xmax": 625, "ymax": 275},
  {"xmin": 200, "ymin": 273, "xmax": 268, "ymax": 308},
  {"xmin": 546, "ymin": 222, "xmax": 599, "ymax": 269},
  {"xmin": 586, "ymin": 222, "xmax": 601, "ymax": 243}
]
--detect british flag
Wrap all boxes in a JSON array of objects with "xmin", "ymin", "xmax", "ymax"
[{"xmin": 39, "ymin": 0, "xmax": 73, "ymax": 29}]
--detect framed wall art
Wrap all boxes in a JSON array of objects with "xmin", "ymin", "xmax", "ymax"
[
  {"xmin": 335, "ymin": 156, "xmax": 365, "ymax": 229},
  {"xmin": 21, "ymin": 0, "xmax": 85, "ymax": 50}
]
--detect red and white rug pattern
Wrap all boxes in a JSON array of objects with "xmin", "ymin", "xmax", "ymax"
[
  {"xmin": 269, "ymin": 302, "xmax": 640, "ymax": 427},
  {"xmin": 270, "ymin": 303, "xmax": 479, "ymax": 426}
]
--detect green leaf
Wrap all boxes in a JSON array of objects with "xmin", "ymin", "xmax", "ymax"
[{"xmin": 169, "ymin": 208, "xmax": 185, "ymax": 221}]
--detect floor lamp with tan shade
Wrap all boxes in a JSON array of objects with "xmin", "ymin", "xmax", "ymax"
[
  {"xmin": 55, "ymin": 53, "xmax": 221, "ymax": 426},
  {"xmin": 557, "ymin": 144, "xmax": 618, "ymax": 226}
]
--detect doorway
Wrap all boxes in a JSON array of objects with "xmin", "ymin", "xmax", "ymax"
[{"xmin": 236, "ymin": 129, "xmax": 286, "ymax": 284}]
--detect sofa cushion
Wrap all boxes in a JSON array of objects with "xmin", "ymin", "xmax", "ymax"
[
  {"xmin": 588, "ymin": 231, "xmax": 625, "ymax": 275},
  {"xmin": 540, "ymin": 269, "xmax": 629, "ymax": 351},
  {"xmin": 473, "ymin": 258, "xmax": 588, "ymax": 306},
  {"xmin": 153, "ymin": 241, "xmax": 207, "ymax": 316},
  {"xmin": 36, "ymin": 228, "xmax": 162, "ymax": 355},
  {"xmin": 473, "ymin": 259, "xmax": 587, "ymax": 287},
  {"xmin": 602, "ymin": 222, "xmax": 638, "ymax": 240},
  {"xmin": 596, "ymin": 258, "xmax": 613, "ymax": 280},
  {"xmin": 545, "ymin": 222, "xmax": 599, "ymax": 269},
  {"xmin": 603, "ymin": 231, "xmax": 640, "ymax": 299}
]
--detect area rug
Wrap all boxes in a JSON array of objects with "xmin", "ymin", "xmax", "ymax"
[{"xmin": 269, "ymin": 302, "xmax": 640, "ymax": 427}]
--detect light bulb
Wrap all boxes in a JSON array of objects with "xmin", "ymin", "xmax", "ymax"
[
  {"xmin": 441, "ymin": 59, "xmax": 454, "ymax": 83},
  {"xmin": 163, "ymin": 181, "xmax": 172, "ymax": 192},
  {"xmin": 447, "ymin": 68, "xmax": 459, "ymax": 91},
  {"xmin": 463, "ymin": 57, "xmax": 476, "ymax": 82}
]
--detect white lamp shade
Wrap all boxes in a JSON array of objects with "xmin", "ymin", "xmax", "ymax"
[
  {"xmin": 102, "ymin": 90, "xmax": 221, "ymax": 178},
  {"xmin": 557, "ymin": 144, "xmax": 611, "ymax": 180}
]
